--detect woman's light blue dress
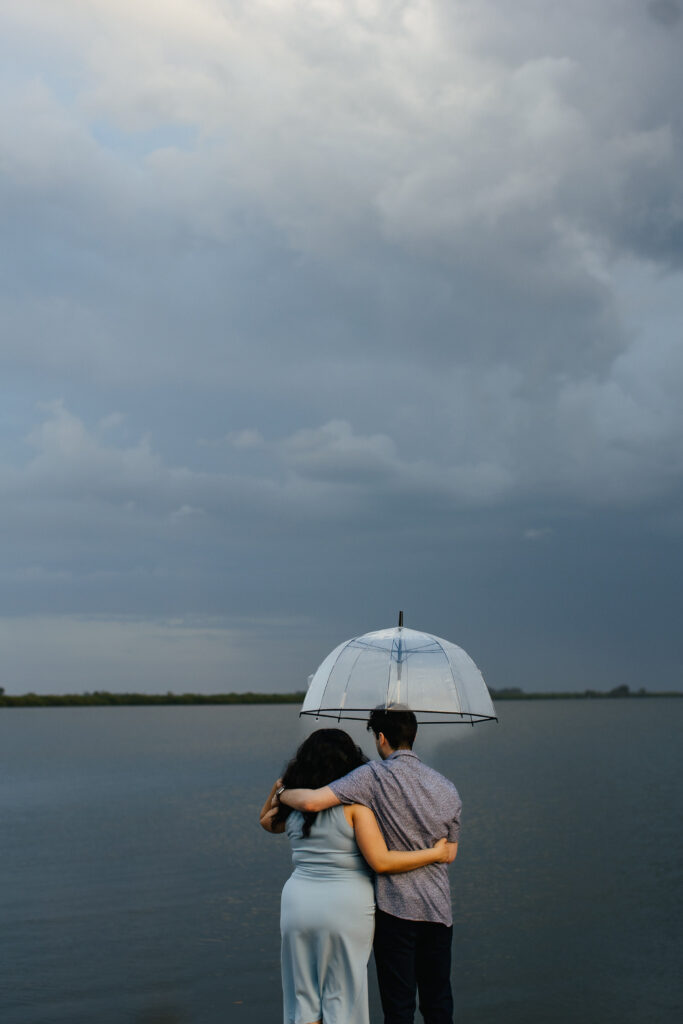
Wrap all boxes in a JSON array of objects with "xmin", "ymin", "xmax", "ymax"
[{"xmin": 281, "ymin": 804, "xmax": 375, "ymax": 1024}]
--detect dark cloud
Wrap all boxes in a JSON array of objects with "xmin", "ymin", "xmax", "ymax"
[
  {"xmin": 648, "ymin": 0, "xmax": 682, "ymax": 28},
  {"xmin": 0, "ymin": 1, "xmax": 681, "ymax": 693}
]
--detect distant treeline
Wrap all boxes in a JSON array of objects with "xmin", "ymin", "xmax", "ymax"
[
  {"xmin": 0, "ymin": 689, "xmax": 307, "ymax": 708},
  {"xmin": 487, "ymin": 685, "xmax": 682, "ymax": 700},
  {"xmin": 0, "ymin": 685, "xmax": 680, "ymax": 707}
]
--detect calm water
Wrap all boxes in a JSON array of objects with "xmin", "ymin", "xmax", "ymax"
[{"xmin": 1, "ymin": 700, "xmax": 681, "ymax": 1024}]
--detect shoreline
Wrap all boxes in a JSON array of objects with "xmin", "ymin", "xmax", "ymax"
[{"xmin": 1, "ymin": 689, "xmax": 681, "ymax": 707}]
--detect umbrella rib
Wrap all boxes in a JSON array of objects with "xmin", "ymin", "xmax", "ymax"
[
  {"xmin": 430, "ymin": 634, "xmax": 467, "ymax": 716},
  {"xmin": 316, "ymin": 641, "xmax": 353, "ymax": 713},
  {"xmin": 384, "ymin": 632, "xmax": 399, "ymax": 708},
  {"xmin": 335, "ymin": 644, "xmax": 367, "ymax": 718}
]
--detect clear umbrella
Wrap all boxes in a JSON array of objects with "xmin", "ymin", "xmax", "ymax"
[{"xmin": 301, "ymin": 614, "xmax": 497, "ymax": 724}]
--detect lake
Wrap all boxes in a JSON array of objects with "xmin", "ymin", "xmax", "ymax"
[{"xmin": 1, "ymin": 700, "xmax": 681, "ymax": 1023}]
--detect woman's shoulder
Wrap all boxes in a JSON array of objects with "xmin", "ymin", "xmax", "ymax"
[
  {"xmin": 329, "ymin": 802, "xmax": 356, "ymax": 837},
  {"xmin": 316, "ymin": 804, "xmax": 350, "ymax": 830}
]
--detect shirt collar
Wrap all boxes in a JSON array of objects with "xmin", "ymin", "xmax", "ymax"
[{"xmin": 387, "ymin": 749, "xmax": 420, "ymax": 761}]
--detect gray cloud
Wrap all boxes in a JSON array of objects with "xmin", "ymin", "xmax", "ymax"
[
  {"xmin": 648, "ymin": 1, "xmax": 682, "ymax": 28},
  {"xmin": 0, "ymin": 1, "xmax": 681, "ymax": 693}
]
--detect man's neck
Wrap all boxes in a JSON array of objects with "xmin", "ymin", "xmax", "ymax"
[{"xmin": 381, "ymin": 744, "xmax": 413, "ymax": 760}]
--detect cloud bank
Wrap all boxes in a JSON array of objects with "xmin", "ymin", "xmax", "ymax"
[{"xmin": 1, "ymin": 1, "xmax": 681, "ymax": 692}]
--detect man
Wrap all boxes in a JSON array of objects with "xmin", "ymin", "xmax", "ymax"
[{"xmin": 277, "ymin": 708, "xmax": 462, "ymax": 1024}]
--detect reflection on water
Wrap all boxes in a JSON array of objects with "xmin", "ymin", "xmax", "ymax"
[{"xmin": 1, "ymin": 701, "xmax": 681, "ymax": 1023}]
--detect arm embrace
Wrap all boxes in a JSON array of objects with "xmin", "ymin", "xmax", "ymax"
[
  {"xmin": 277, "ymin": 779, "xmax": 457, "ymax": 869},
  {"xmin": 261, "ymin": 782, "xmax": 457, "ymax": 868}
]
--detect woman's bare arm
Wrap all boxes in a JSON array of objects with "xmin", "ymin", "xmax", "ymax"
[{"xmin": 350, "ymin": 804, "xmax": 457, "ymax": 873}]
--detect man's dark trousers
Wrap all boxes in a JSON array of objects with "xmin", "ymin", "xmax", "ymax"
[{"xmin": 373, "ymin": 908, "xmax": 454, "ymax": 1024}]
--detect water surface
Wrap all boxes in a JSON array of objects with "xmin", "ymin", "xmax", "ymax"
[{"xmin": 1, "ymin": 700, "xmax": 681, "ymax": 1023}]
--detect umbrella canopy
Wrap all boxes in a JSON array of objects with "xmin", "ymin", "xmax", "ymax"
[{"xmin": 301, "ymin": 623, "xmax": 497, "ymax": 724}]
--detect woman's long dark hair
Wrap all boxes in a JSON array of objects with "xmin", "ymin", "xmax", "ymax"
[{"xmin": 273, "ymin": 729, "xmax": 368, "ymax": 837}]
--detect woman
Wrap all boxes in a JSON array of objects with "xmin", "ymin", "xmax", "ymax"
[{"xmin": 259, "ymin": 729, "xmax": 451, "ymax": 1024}]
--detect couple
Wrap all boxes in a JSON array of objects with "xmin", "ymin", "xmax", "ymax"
[{"xmin": 259, "ymin": 708, "xmax": 462, "ymax": 1024}]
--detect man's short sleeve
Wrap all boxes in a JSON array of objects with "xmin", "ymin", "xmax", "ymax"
[
  {"xmin": 329, "ymin": 763, "xmax": 377, "ymax": 807},
  {"xmin": 447, "ymin": 793, "xmax": 462, "ymax": 843}
]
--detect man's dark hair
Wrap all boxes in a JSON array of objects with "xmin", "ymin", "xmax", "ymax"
[{"xmin": 367, "ymin": 708, "xmax": 418, "ymax": 749}]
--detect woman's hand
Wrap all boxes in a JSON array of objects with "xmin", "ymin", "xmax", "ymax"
[
  {"xmin": 260, "ymin": 806, "xmax": 285, "ymax": 833},
  {"xmin": 270, "ymin": 779, "xmax": 284, "ymax": 809},
  {"xmin": 432, "ymin": 838, "xmax": 458, "ymax": 864},
  {"xmin": 259, "ymin": 779, "xmax": 287, "ymax": 833}
]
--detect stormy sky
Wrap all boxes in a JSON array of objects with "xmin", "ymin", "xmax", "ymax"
[{"xmin": 2, "ymin": 0, "xmax": 682, "ymax": 695}]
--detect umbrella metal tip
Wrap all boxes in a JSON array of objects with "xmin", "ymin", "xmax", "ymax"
[{"xmin": 398, "ymin": 610, "xmax": 403, "ymax": 628}]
